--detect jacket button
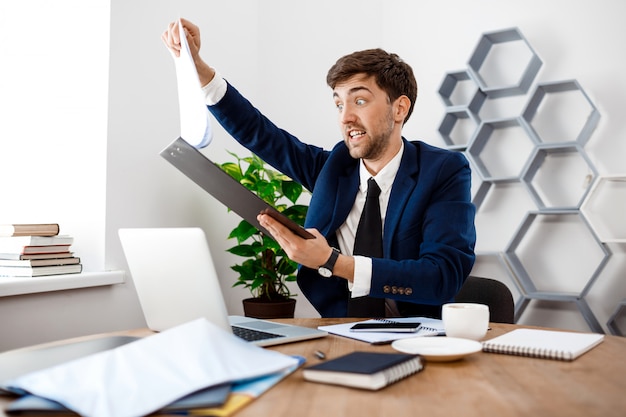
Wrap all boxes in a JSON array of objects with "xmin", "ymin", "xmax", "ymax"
[
  {"xmin": 398, "ymin": 287, "xmax": 405, "ymax": 295},
  {"xmin": 392, "ymin": 286, "xmax": 398, "ymax": 294},
  {"xmin": 383, "ymin": 285, "xmax": 391, "ymax": 293},
  {"xmin": 405, "ymin": 288, "xmax": 413, "ymax": 296}
]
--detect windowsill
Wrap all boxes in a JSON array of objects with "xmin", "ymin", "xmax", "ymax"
[{"xmin": 0, "ymin": 271, "xmax": 125, "ymax": 297}]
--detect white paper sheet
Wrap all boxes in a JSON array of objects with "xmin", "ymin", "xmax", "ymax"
[
  {"xmin": 6, "ymin": 318, "xmax": 299, "ymax": 417},
  {"xmin": 171, "ymin": 18, "xmax": 212, "ymax": 148},
  {"xmin": 318, "ymin": 317, "xmax": 446, "ymax": 344}
]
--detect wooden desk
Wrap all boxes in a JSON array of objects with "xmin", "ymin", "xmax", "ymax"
[
  {"xmin": 247, "ymin": 319, "xmax": 626, "ymax": 417},
  {"xmin": 2, "ymin": 319, "xmax": 626, "ymax": 417}
]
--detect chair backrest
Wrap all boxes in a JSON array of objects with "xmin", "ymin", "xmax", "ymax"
[{"xmin": 454, "ymin": 276, "xmax": 515, "ymax": 324}]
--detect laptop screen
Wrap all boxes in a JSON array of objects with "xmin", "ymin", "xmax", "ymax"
[{"xmin": 119, "ymin": 227, "xmax": 232, "ymax": 333}]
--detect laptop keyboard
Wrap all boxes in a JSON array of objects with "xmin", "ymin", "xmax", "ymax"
[{"xmin": 232, "ymin": 325, "xmax": 282, "ymax": 342}]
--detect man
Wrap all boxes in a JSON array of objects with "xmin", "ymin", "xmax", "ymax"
[{"xmin": 162, "ymin": 19, "xmax": 476, "ymax": 318}]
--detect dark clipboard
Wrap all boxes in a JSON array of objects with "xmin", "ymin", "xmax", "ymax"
[{"xmin": 160, "ymin": 137, "xmax": 314, "ymax": 240}]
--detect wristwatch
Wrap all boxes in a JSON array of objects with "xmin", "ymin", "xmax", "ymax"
[{"xmin": 318, "ymin": 248, "xmax": 340, "ymax": 277}]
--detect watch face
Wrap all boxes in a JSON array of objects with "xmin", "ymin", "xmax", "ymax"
[{"xmin": 318, "ymin": 267, "xmax": 332, "ymax": 277}]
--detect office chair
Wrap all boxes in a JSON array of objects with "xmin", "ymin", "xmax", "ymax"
[{"xmin": 454, "ymin": 276, "xmax": 515, "ymax": 324}]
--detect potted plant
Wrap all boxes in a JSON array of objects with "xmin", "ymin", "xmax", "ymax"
[{"xmin": 220, "ymin": 152, "xmax": 309, "ymax": 319}]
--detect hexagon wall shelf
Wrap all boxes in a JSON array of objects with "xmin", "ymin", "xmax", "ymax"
[
  {"xmin": 439, "ymin": 27, "xmax": 621, "ymax": 334},
  {"xmin": 438, "ymin": 109, "xmax": 479, "ymax": 150},
  {"xmin": 467, "ymin": 118, "xmax": 537, "ymax": 181},
  {"xmin": 580, "ymin": 175, "xmax": 626, "ymax": 243},
  {"xmin": 468, "ymin": 27, "xmax": 542, "ymax": 98},
  {"xmin": 473, "ymin": 181, "xmax": 536, "ymax": 253},
  {"xmin": 607, "ymin": 300, "xmax": 626, "ymax": 336},
  {"xmin": 522, "ymin": 80, "xmax": 600, "ymax": 145},
  {"xmin": 438, "ymin": 70, "xmax": 478, "ymax": 108},
  {"xmin": 504, "ymin": 211, "xmax": 610, "ymax": 332},
  {"xmin": 522, "ymin": 144, "xmax": 597, "ymax": 210}
]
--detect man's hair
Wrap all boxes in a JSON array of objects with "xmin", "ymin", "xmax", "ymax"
[{"xmin": 326, "ymin": 48, "xmax": 418, "ymax": 124}]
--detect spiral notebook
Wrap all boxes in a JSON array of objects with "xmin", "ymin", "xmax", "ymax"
[
  {"xmin": 302, "ymin": 351, "xmax": 423, "ymax": 390},
  {"xmin": 482, "ymin": 328, "xmax": 604, "ymax": 361}
]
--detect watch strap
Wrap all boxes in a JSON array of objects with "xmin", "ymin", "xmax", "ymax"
[{"xmin": 318, "ymin": 247, "xmax": 340, "ymax": 276}]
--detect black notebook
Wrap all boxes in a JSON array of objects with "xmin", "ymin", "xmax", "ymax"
[
  {"xmin": 302, "ymin": 351, "xmax": 423, "ymax": 390},
  {"xmin": 482, "ymin": 328, "xmax": 604, "ymax": 361}
]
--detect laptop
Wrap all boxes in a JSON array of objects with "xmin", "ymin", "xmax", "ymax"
[
  {"xmin": 160, "ymin": 137, "xmax": 314, "ymax": 240},
  {"xmin": 118, "ymin": 227, "xmax": 327, "ymax": 346}
]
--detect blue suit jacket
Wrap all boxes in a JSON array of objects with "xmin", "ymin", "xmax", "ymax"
[{"xmin": 209, "ymin": 83, "xmax": 476, "ymax": 318}]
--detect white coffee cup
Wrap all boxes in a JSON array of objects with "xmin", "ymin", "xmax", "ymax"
[{"xmin": 442, "ymin": 303, "xmax": 490, "ymax": 340}]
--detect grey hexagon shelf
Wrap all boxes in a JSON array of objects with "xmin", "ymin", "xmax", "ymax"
[
  {"xmin": 467, "ymin": 117, "xmax": 538, "ymax": 181},
  {"xmin": 522, "ymin": 80, "xmax": 601, "ymax": 145},
  {"xmin": 504, "ymin": 211, "xmax": 611, "ymax": 332},
  {"xmin": 467, "ymin": 27, "xmax": 542, "ymax": 98},
  {"xmin": 472, "ymin": 180, "xmax": 537, "ymax": 255},
  {"xmin": 522, "ymin": 144, "xmax": 597, "ymax": 210},
  {"xmin": 438, "ymin": 70, "xmax": 478, "ymax": 108},
  {"xmin": 516, "ymin": 296, "xmax": 603, "ymax": 333},
  {"xmin": 607, "ymin": 299, "xmax": 626, "ymax": 336},
  {"xmin": 472, "ymin": 180, "xmax": 491, "ymax": 210},
  {"xmin": 475, "ymin": 251, "xmax": 528, "ymax": 321},
  {"xmin": 438, "ymin": 108, "xmax": 479, "ymax": 150},
  {"xmin": 466, "ymin": 153, "xmax": 484, "ymax": 202},
  {"xmin": 580, "ymin": 175, "xmax": 626, "ymax": 243}
]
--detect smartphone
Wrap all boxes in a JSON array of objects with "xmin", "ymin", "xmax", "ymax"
[{"xmin": 349, "ymin": 322, "xmax": 422, "ymax": 333}]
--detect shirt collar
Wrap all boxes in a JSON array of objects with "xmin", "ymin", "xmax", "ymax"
[{"xmin": 358, "ymin": 140, "xmax": 404, "ymax": 194}]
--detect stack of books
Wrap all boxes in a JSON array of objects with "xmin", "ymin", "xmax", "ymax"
[{"xmin": 0, "ymin": 223, "xmax": 82, "ymax": 277}]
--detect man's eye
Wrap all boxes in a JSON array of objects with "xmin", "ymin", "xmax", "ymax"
[
  {"xmin": 356, "ymin": 99, "xmax": 365, "ymax": 106},
  {"xmin": 336, "ymin": 103, "xmax": 344, "ymax": 111}
]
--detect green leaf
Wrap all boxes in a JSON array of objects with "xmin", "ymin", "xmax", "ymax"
[
  {"xmin": 227, "ymin": 220, "xmax": 259, "ymax": 243},
  {"xmin": 282, "ymin": 181, "xmax": 303, "ymax": 204},
  {"xmin": 262, "ymin": 235, "xmax": 281, "ymax": 251},
  {"xmin": 255, "ymin": 181, "xmax": 277, "ymax": 204},
  {"xmin": 240, "ymin": 177, "xmax": 256, "ymax": 190},
  {"xmin": 227, "ymin": 244, "xmax": 259, "ymax": 257},
  {"xmin": 220, "ymin": 162, "xmax": 243, "ymax": 181}
]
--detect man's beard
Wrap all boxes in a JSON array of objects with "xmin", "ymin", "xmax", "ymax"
[{"xmin": 345, "ymin": 110, "xmax": 394, "ymax": 160}]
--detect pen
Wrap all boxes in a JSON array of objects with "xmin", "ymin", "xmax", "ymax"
[{"xmin": 314, "ymin": 350, "xmax": 326, "ymax": 360}]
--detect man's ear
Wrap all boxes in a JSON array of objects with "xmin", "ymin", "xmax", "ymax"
[{"xmin": 394, "ymin": 95, "xmax": 411, "ymax": 123}]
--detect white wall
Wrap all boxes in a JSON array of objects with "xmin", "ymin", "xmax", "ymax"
[
  {"xmin": 1, "ymin": 0, "xmax": 625, "ymax": 351},
  {"xmin": 0, "ymin": 1, "xmax": 146, "ymax": 352}
]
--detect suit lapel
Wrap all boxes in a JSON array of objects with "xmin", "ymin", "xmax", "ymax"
[
  {"xmin": 332, "ymin": 172, "xmax": 359, "ymax": 232},
  {"xmin": 305, "ymin": 144, "xmax": 359, "ymax": 237},
  {"xmin": 383, "ymin": 140, "xmax": 420, "ymax": 254}
]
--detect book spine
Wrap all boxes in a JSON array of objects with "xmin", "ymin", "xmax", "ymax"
[{"xmin": 0, "ymin": 224, "xmax": 60, "ymax": 237}]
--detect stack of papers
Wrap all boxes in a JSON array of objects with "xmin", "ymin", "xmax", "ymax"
[{"xmin": 4, "ymin": 318, "xmax": 300, "ymax": 417}]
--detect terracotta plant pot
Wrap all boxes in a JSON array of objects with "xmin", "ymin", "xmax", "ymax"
[{"xmin": 242, "ymin": 298, "xmax": 296, "ymax": 319}]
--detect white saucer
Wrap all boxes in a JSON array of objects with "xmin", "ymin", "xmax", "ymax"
[{"xmin": 391, "ymin": 337, "xmax": 483, "ymax": 362}]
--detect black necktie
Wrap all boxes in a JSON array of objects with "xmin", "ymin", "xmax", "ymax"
[{"xmin": 347, "ymin": 178, "xmax": 386, "ymax": 317}]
